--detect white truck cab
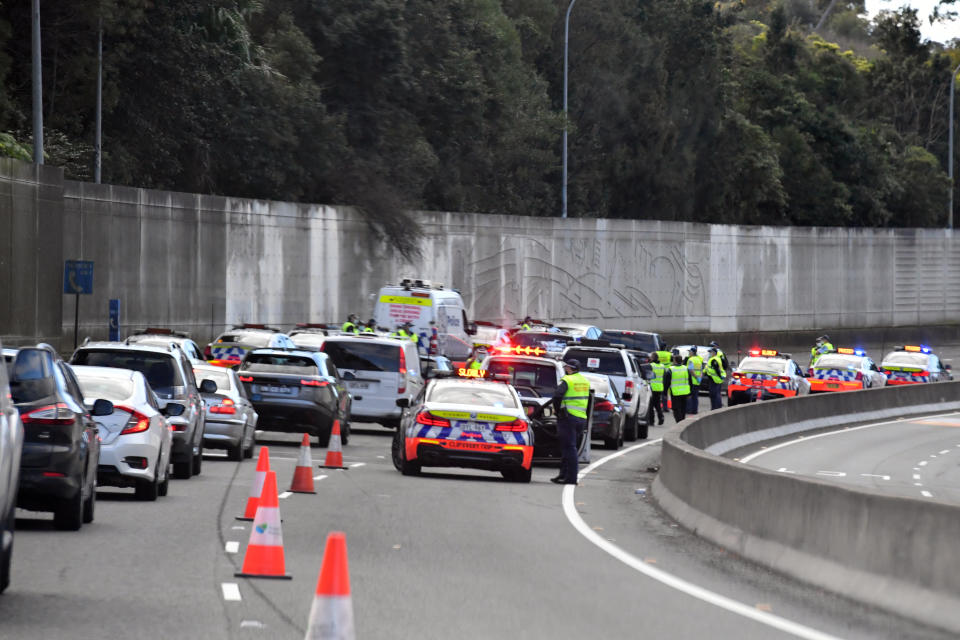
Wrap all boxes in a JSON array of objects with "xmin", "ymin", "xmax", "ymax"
[{"xmin": 373, "ymin": 279, "xmax": 474, "ymax": 363}]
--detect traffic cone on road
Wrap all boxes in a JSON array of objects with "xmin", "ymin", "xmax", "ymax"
[
  {"xmin": 304, "ymin": 532, "xmax": 355, "ymax": 640},
  {"xmin": 235, "ymin": 470, "xmax": 292, "ymax": 580},
  {"xmin": 319, "ymin": 421, "xmax": 348, "ymax": 470},
  {"xmin": 237, "ymin": 446, "xmax": 271, "ymax": 521},
  {"xmin": 290, "ymin": 433, "xmax": 317, "ymax": 494}
]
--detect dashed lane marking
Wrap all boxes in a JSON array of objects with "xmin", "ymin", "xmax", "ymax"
[
  {"xmin": 221, "ymin": 583, "xmax": 241, "ymax": 602},
  {"xmin": 350, "ymin": 462, "xmax": 366, "ymax": 468},
  {"xmin": 921, "ymin": 491, "xmax": 933, "ymax": 498},
  {"xmin": 919, "ymin": 461, "xmax": 929, "ymax": 466},
  {"xmin": 278, "ymin": 491, "xmax": 292, "ymax": 499},
  {"xmin": 940, "ymin": 449, "xmax": 951, "ymax": 454},
  {"xmin": 313, "ymin": 474, "xmax": 328, "ymax": 481},
  {"xmin": 564, "ymin": 440, "xmax": 844, "ymax": 640},
  {"xmin": 913, "ymin": 474, "xmax": 921, "ymax": 480},
  {"xmin": 225, "ymin": 541, "xmax": 239, "ymax": 554},
  {"xmin": 231, "ymin": 525, "xmax": 245, "ymax": 531}
]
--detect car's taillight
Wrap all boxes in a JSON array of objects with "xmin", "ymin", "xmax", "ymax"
[
  {"xmin": 625, "ymin": 379, "xmax": 634, "ymax": 391},
  {"xmin": 398, "ymin": 348, "xmax": 407, "ymax": 394},
  {"xmin": 495, "ymin": 418, "xmax": 528, "ymax": 432},
  {"xmin": 300, "ymin": 379, "xmax": 329, "ymax": 387},
  {"xmin": 238, "ymin": 375, "xmax": 253, "ymax": 382},
  {"xmin": 807, "ymin": 368, "xmax": 814, "ymax": 377},
  {"xmin": 204, "ymin": 345, "xmax": 212, "ymax": 359},
  {"xmin": 731, "ymin": 372, "xmax": 741, "ymax": 380},
  {"xmin": 415, "ymin": 411, "xmax": 450, "ymax": 427},
  {"xmin": 854, "ymin": 372, "xmax": 863, "ymax": 381},
  {"xmin": 115, "ymin": 405, "xmax": 151, "ymax": 435},
  {"xmin": 594, "ymin": 400, "xmax": 615, "ymax": 412},
  {"xmin": 210, "ymin": 398, "xmax": 236, "ymax": 414},
  {"xmin": 777, "ymin": 376, "xmax": 791, "ymax": 383},
  {"xmin": 22, "ymin": 402, "xmax": 73, "ymax": 425}
]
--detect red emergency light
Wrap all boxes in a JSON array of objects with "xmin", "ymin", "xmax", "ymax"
[
  {"xmin": 495, "ymin": 345, "xmax": 546, "ymax": 357},
  {"xmin": 749, "ymin": 349, "xmax": 779, "ymax": 357}
]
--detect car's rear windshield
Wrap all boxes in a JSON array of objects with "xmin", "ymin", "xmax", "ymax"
[
  {"xmin": 9, "ymin": 349, "xmax": 57, "ymax": 403},
  {"xmin": 428, "ymin": 384, "xmax": 518, "ymax": 408},
  {"xmin": 584, "ymin": 375, "xmax": 611, "ymax": 396},
  {"xmin": 737, "ymin": 357, "xmax": 786, "ymax": 375},
  {"xmin": 564, "ymin": 349, "xmax": 627, "ymax": 376},
  {"xmin": 195, "ymin": 368, "xmax": 232, "ymax": 391},
  {"xmin": 485, "ymin": 359, "xmax": 558, "ymax": 397},
  {"xmin": 75, "ymin": 376, "xmax": 135, "ymax": 404},
  {"xmin": 240, "ymin": 354, "xmax": 319, "ymax": 376},
  {"xmin": 599, "ymin": 331, "xmax": 659, "ymax": 351},
  {"xmin": 883, "ymin": 353, "xmax": 928, "ymax": 367},
  {"xmin": 290, "ymin": 334, "xmax": 326, "ymax": 349},
  {"xmin": 321, "ymin": 341, "xmax": 399, "ymax": 372},
  {"xmin": 513, "ymin": 332, "xmax": 568, "ymax": 349},
  {"xmin": 814, "ymin": 355, "xmax": 861, "ymax": 369},
  {"xmin": 216, "ymin": 332, "xmax": 273, "ymax": 347},
  {"xmin": 71, "ymin": 350, "xmax": 183, "ymax": 396}
]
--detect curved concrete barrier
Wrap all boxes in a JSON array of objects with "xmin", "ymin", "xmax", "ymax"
[{"xmin": 652, "ymin": 382, "xmax": 960, "ymax": 634}]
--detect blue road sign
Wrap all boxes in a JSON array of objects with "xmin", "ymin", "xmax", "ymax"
[
  {"xmin": 109, "ymin": 299, "xmax": 121, "ymax": 341},
  {"xmin": 64, "ymin": 260, "xmax": 94, "ymax": 295}
]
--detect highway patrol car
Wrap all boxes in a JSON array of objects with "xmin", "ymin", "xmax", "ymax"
[
  {"xmin": 392, "ymin": 378, "xmax": 533, "ymax": 482},
  {"xmin": 879, "ymin": 345, "xmax": 953, "ymax": 385},
  {"xmin": 808, "ymin": 348, "xmax": 887, "ymax": 392},
  {"xmin": 728, "ymin": 349, "xmax": 810, "ymax": 405}
]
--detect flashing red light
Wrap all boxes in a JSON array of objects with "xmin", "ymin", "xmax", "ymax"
[
  {"xmin": 238, "ymin": 375, "xmax": 253, "ymax": 382},
  {"xmin": 494, "ymin": 418, "xmax": 528, "ymax": 432},
  {"xmin": 496, "ymin": 345, "xmax": 546, "ymax": 356},
  {"xmin": 748, "ymin": 349, "xmax": 761, "ymax": 357},
  {"xmin": 210, "ymin": 398, "xmax": 237, "ymax": 414},
  {"xmin": 415, "ymin": 411, "xmax": 450, "ymax": 427}
]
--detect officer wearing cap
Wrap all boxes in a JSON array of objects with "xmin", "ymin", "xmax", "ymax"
[
  {"xmin": 705, "ymin": 346, "xmax": 726, "ymax": 410},
  {"xmin": 363, "ymin": 318, "xmax": 376, "ymax": 333},
  {"xmin": 342, "ymin": 314, "xmax": 360, "ymax": 334},
  {"xmin": 662, "ymin": 353, "xmax": 691, "ymax": 423},
  {"xmin": 551, "ymin": 358, "xmax": 590, "ymax": 485},
  {"xmin": 810, "ymin": 335, "xmax": 833, "ymax": 367},
  {"xmin": 709, "ymin": 340, "xmax": 728, "ymax": 370}
]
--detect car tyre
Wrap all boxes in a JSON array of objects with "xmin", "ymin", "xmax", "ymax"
[
  {"xmin": 192, "ymin": 443, "xmax": 203, "ymax": 476},
  {"xmin": 623, "ymin": 413, "xmax": 638, "ymax": 442},
  {"xmin": 82, "ymin": 485, "xmax": 95, "ymax": 524},
  {"xmin": 135, "ymin": 474, "xmax": 159, "ymax": 501},
  {"xmin": 392, "ymin": 430, "xmax": 420, "ymax": 476},
  {"xmin": 502, "ymin": 467, "xmax": 532, "ymax": 483},
  {"xmin": 637, "ymin": 415, "xmax": 649, "ymax": 440},
  {"xmin": 0, "ymin": 501, "xmax": 15, "ymax": 593},
  {"xmin": 54, "ymin": 490, "xmax": 83, "ymax": 531},
  {"xmin": 243, "ymin": 429, "xmax": 255, "ymax": 459},
  {"xmin": 340, "ymin": 419, "xmax": 350, "ymax": 446},
  {"xmin": 603, "ymin": 435, "xmax": 620, "ymax": 450},
  {"xmin": 158, "ymin": 464, "xmax": 169, "ymax": 497},
  {"xmin": 226, "ymin": 442, "xmax": 243, "ymax": 462}
]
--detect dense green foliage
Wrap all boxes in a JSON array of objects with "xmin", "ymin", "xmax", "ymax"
[{"xmin": 0, "ymin": 0, "xmax": 958, "ymax": 234}]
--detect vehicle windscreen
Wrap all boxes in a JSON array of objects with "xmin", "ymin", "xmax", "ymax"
[
  {"xmin": 428, "ymin": 384, "xmax": 518, "ymax": 408},
  {"xmin": 883, "ymin": 353, "xmax": 928, "ymax": 367},
  {"xmin": 737, "ymin": 358, "xmax": 786, "ymax": 375},
  {"xmin": 513, "ymin": 332, "xmax": 571, "ymax": 353},
  {"xmin": 9, "ymin": 349, "xmax": 56, "ymax": 403},
  {"xmin": 485, "ymin": 359, "xmax": 558, "ymax": 397},
  {"xmin": 240, "ymin": 354, "xmax": 319, "ymax": 376},
  {"xmin": 71, "ymin": 350, "xmax": 184, "ymax": 397},
  {"xmin": 290, "ymin": 334, "xmax": 326, "ymax": 349},
  {"xmin": 321, "ymin": 341, "xmax": 399, "ymax": 372},
  {"xmin": 217, "ymin": 332, "xmax": 273, "ymax": 347},
  {"xmin": 599, "ymin": 331, "xmax": 658, "ymax": 351},
  {"xmin": 76, "ymin": 375, "xmax": 135, "ymax": 404},
  {"xmin": 195, "ymin": 368, "xmax": 232, "ymax": 391},
  {"xmin": 564, "ymin": 349, "xmax": 627, "ymax": 376},
  {"xmin": 814, "ymin": 355, "xmax": 861, "ymax": 369}
]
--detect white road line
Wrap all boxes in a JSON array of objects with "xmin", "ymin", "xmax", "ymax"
[
  {"xmin": 278, "ymin": 491, "xmax": 292, "ymax": 499},
  {"xmin": 231, "ymin": 525, "xmax": 245, "ymax": 530},
  {"xmin": 919, "ymin": 461, "xmax": 928, "ymax": 466},
  {"xmin": 739, "ymin": 411, "xmax": 960, "ymax": 464},
  {"xmin": 225, "ymin": 541, "xmax": 240, "ymax": 554},
  {"xmin": 376, "ymin": 455, "xmax": 386, "ymax": 459},
  {"xmin": 913, "ymin": 474, "xmax": 921, "ymax": 480},
  {"xmin": 313, "ymin": 474, "xmax": 328, "ymax": 481},
  {"xmin": 913, "ymin": 482, "xmax": 923, "ymax": 487},
  {"xmin": 350, "ymin": 462, "xmax": 366, "ymax": 468},
  {"xmin": 221, "ymin": 583, "xmax": 241, "ymax": 602},
  {"xmin": 563, "ymin": 441, "xmax": 843, "ymax": 640},
  {"xmin": 940, "ymin": 449, "xmax": 950, "ymax": 455},
  {"xmin": 921, "ymin": 491, "xmax": 933, "ymax": 498}
]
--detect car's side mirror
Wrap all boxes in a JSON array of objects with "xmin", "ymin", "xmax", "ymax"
[
  {"xmin": 164, "ymin": 402, "xmax": 186, "ymax": 417},
  {"xmin": 622, "ymin": 392, "xmax": 632, "ymax": 401},
  {"xmin": 466, "ymin": 322, "xmax": 478, "ymax": 336},
  {"xmin": 200, "ymin": 379, "xmax": 217, "ymax": 394},
  {"xmin": 91, "ymin": 398, "xmax": 114, "ymax": 416},
  {"xmin": 396, "ymin": 398, "xmax": 410, "ymax": 408},
  {"xmin": 946, "ymin": 364, "xmax": 952, "ymax": 371}
]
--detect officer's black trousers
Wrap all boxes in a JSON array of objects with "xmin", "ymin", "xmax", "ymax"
[
  {"xmin": 557, "ymin": 414, "xmax": 586, "ymax": 483},
  {"xmin": 671, "ymin": 394, "xmax": 688, "ymax": 423}
]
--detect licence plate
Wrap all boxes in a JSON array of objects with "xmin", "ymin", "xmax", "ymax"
[
  {"xmin": 827, "ymin": 383, "xmax": 839, "ymax": 389},
  {"xmin": 259, "ymin": 385, "xmax": 294, "ymax": 395},
  {"xmin": 751, "ymin": 379, "xmax": 764, "ymax": 386},
  {"xmin": 348, "ymin": 382, "xmax": 370, "ymax": 390},
  {"xmin": 455, "ymin": 421, "xmax": 491, "ymax": 433}
]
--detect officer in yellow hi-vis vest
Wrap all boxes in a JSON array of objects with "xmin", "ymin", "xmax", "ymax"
[
  {"xmin": 686, "ymin": 347, "xmax": 704, "ymax": 416},
  {"xmin": 648, "ymin": 354, "xmax": 666, "ymax": 426},
  {"xmin": 663, "ymin": 353, "xmax": 691, "ymax": 423},
  {"xmin": 705, "ymin": 346, "xmax": 726, "ymax": 410},
  {"xmin": 551, "ymin": 359, "xmax": 589, "ymax": 485}
]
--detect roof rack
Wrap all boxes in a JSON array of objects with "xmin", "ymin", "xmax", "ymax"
[
  {"xmin": 399, "ymin": 277, "xmax": 444, "ymax": 290},
  {"xmin": 232, "ymin": 323, "xmax": 280, "ymax": 332},
  {"xmin": 131, "ymin": 327, "xmax": 191, "ymax": 338}
]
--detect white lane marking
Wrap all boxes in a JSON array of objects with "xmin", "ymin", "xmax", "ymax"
[
  {"xmin": 376, "ymin": 455, "xmax": 386, "ymax": 459},
  {"xmin": 563, "ymin": 441, "xmax": 843, "ymax": 640},
  {"xmin": 939, "ymin": 449, "xmax": 950, "ymax": 455},
  {"xmin": 278, "ymin": 491, "xmax": 292, "ymax": 499},
  {"xmin": 225, "ymin": 541, "xmax": 240, "ymax": 554},
  {"xmin": 930, "ymin": 454, "xmax": 937, "ymax": 458},
  {"xmin": 913, "ymin": 474, "xmax": 921, "ymax": 480},
  {"xmin": 919, "ymin": 461, "xmax": 928, "ymax": 466},
  {"xmin": 860, "ymin": 474, "xmax": 890, "ymax": 481},
  {"xmin": 777, "ymin": 467, "xmax": 796, "ymax": 474},
  {"xmin": 740, "ymin": 411, "xmax": 960, "ymax": 464},
  {"xmin": 221, "ymin": 583, "xmax": 241, "ymax": 602},
  {"xmin": 816, "ymin": 471, "xmax": 846, "ymax": 477},
  {"xmin": 313, "ymin": 474, "xmax": 328, "ymax": 481},
  {"xmin": 240, "ymin": 620, "xmax": 266, "ymax": 629},
  {"xmin": 350, "ymin": 462, "xmax": 366, "ymax": 468},
  {"xmin": 914, "ymin": 482, "xmax": 923, "ymax": 487},
  {"xmin": 921, "ymin": 491, "xmax": 933, "ymax": 498},
  {"xmin": 231, "ymin": 525, "xmax": 245, "ymax": 530}
]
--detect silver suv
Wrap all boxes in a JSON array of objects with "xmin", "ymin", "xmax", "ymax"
[
  {"xmin": 0, "ymin": 343, "xmax": 24, "ymax": 592},
  {"xmin": 71, "ymin": 342, "xmax": 215, "ymax": 479}
]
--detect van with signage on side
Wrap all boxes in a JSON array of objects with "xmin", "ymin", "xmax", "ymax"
[{"xmin": 372, "ymin": 279, "xmax": 475, "ymax": 365}]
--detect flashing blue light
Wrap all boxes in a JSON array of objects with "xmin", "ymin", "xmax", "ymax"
[
  {"xmin": 854, "ymin": 348, "xmax": 866, "ymax": 357},
  {"xmin": 921, "ymin": 345, "xmax": 932, "ymax": 354}
]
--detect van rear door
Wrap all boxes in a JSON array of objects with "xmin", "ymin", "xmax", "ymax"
[{"xmin": 320, "ymin": 340, "xmax": 403, "ymax": 420}]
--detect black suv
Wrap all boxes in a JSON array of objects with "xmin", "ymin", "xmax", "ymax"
[
  {"xmin": 9, "ymin": 345, "xmax": 111, "ymax": 530},
  {"xmin": 71, "ymin": 342, "xmax": 214, "ymax": 479}
]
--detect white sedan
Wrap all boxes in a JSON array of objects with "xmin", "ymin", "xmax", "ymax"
[{"xmin": 72, "ymin": 366, "xmax": 175, "ymax": 501}]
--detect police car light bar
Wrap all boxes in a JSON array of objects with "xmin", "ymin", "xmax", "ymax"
[
  {"xmin": 837, "ymin": 347, "xmax": 867, "ymax": 356},
  {"xmin": 748, "ymin": 348, "xmax": 779, "ymax": 357},
  {"xmin": 496, "ymin": 345, "xmax": 546, "ymax": 356},
  {"xmin": 902, "ymin": 345, "xmax": 931, "ymax": 354}
]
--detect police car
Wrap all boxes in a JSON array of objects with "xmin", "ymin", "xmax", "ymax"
[
  {"xmin": 205, "ymin": 325, "xmax": 296, "ymax": 368},
  {"xmin": 392, "ymin": 378, "xmax": 533, "ymax": 482},
  {"xmin": 879, "ymin": 345, "xmax": 953, "ymax": 385},
  {"xmin": 808, "ymin": 348, "xmax": 887, "ymax": 392},
  {"xmin": 727, "ymin": 349, "xmax": 809, "ymax": 405}
]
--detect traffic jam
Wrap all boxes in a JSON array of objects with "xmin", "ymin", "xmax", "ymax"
[{"xmin": 0, "ymin": 278, "xmax": 954, "ymax": 597}]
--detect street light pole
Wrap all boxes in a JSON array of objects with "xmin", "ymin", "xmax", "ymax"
[
  {"xmin": 562, "ymin": 0, "xmax": 577, "ymax": 219},
  {"xmin": 949, "ymin": 62, "xmax": 960, "ymax": 230},
  {"xmin": 31, "ymin": 0, "xmax": 43, "ymax": 164},
  {"xmin": 95, "ymin": 16, "xmax": 102, "ymax": 183}
]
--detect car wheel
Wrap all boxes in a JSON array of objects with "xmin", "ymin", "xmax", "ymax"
[
  {"xmin": 243, "ymin": 428, "xmax": 255, "ymax": 459},
  {"xmin": 502, "ymin": 467, "xmax": 532, "ymax": 483},
  {"xmin": 54, "ymin": 490, "xmax": 83, "ymax": 531},
  {"xmin": 135, "ymin": 474, "xmax": 159, "ymax": 502},
  {"xmin": 158, "ymin": 463, "xmax": 169, "ymax": 497},
  {"xmin": 82, "ymin": 484, "xmax": 96, "ymax": 523},
  {"xmin": 226, "ymin": 442, "xmax": 243, "ymax": 462},
  {"xmin": 623, "ymin": 413, "xmax": 638, "ymax": 442},
  {"xmin": 0, "ymin": 500, "xmax": 15, "ymax": 593},
  {"xmin": 173, "ymin": 460, "xmax": 192, "ymax": 479},
  {"xmin": 340, "ymin": 419, "xmax": 350, "ymax": 446},
  {"xmin": 392, "ymin": 430, "xmax": 420, "ymax": 475},
  {"xmin": 192, "ymin": 443, "xmax": 203, "ymax": 476},
  {"xmin": 637, "ymin": 416, "xmax": 649, "ymax": 440},
  {"xmin": 603, "ymin": 436, "xmax": 620, "ymax": 450}
]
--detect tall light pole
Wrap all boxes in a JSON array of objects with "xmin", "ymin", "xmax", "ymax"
[
  {"xmin": 562, "ymin": 0, "xmax": 577, "ymax": 219},
  {"xmin": 95, "ymin": 16, "xmax": 102, "ymax": 183},
  {"xmin": 949, "ymin": 62, "xmax": 960, "ymax": 230},
  {"xmin": 31, "ymin": 0, "xmax": 43, "ymax": 164}
]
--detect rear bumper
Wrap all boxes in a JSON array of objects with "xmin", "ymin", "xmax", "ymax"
[
  {"xmin": 97, "ymin": 441, "xmax": 158, "ymax": 487},
  {"xmin": 252, "ymin": 398, "xmax": 332, "ymax": 434},
  {"xmin": 17, "ymin": 469, "xmax": 82, "ymax": 511},
  {"xmin": 885, "ymin": 379, "xmax": 922, "ymax": 386},
  {"xmin": 406, "ymin": 437, "xmax": 533, "ymax": 471},
  {"xmin": 203, "ymin": 418, "xmax": 246, "ymax": 448},
  {"xmin": 808, "ymin": 380, "xmax": 861, "ymax": 392},
  {"xmin": 728, "ymin": 385, "xmax": 797, "ymax": 402}
]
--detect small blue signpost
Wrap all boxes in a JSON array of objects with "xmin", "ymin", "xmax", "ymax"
[
  {"xmin": 64, "ymin": 260, "xmax": 94, "ymax": 348},
  {"xmin": 109, "ymin": 299, "xmax": 121, "ymax": 342}
]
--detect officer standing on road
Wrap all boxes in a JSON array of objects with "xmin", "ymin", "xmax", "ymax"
[
  {"xmin": 342, "ymin": 314, "xmax": 360, "ymax": 334},
  {"xmin": 648, "ymin": 353, "xmax": 666, "ymax": 426},
  {"xmin": 465, "ymin": 347, "xmax": 485, "ymax": 370},
  {"xmin": 810, "ymin": 335, "xmax": 833, "ymax": 367},
  {"xmin": 686, "ymin": 347, "xmax": 703, "ymax": 415},
  {"xmin": 705, "ymin": 346, "xmax": 726, "ymax": 410},
  {"xmin": 363, "ymin": 318, "xmax": 376, "ymax": 333},
  {"xmin": 521, "ymin": 316, "xmax": 533, "ymax": 330},
  {"xmin": 662, "ymin": 353, "xmax": 691, "ymax": 423},
  {"xmin": 551, "ymin": 359, "xmax": 589, "ymax": 485},
  {"xmin": 708, "ymin": 341, "xmax": 728, "ymax": 370}
]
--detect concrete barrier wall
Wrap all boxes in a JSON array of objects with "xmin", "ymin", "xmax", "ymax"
[
  {"xmin": 653, "ymin": 382, "xmax": 960, "ymax": 633},
  {"xmin": 2, "ymin": 158, "xmax": 960, "ymax": 350}
]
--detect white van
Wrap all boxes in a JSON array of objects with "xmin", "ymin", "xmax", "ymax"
[{"xmin": 373, "ymin": 279, "xmax": 474, "ymax": 363}]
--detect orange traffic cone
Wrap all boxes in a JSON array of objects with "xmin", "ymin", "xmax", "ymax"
[
  {"xmin": 289, "ymin": 433, "xmax": 317, "ymax": 494},
  {"xmin": 237, "ymin": 446, "xmax": 270, "ymax": 521},
  {"xmin": 304, "ymin": 532, "xmax": 355, "ymax": 640},
  {"xmin": 319, "ymin": 420, "xmax": 348, "ymax": 470},
  {"xmin": 235, "ymin": 470, "xmax": 292, "ymax": 580}
]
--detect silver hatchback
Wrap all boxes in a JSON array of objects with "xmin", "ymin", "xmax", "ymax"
[{"xmin": 194, "ymin": 364, "xmax": 258, "ymax": 461}]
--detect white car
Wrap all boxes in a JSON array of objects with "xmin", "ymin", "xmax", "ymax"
[
  {"xmin": 72, "ymin": 366, "xmax": 174, "ymax": 501},
  {"xmin": 194, "ymin": 363, "xmax": 259, "ymax": 461}
]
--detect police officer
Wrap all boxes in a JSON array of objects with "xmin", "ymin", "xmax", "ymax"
[
  {"xmin": 686, "ymin": 347, "xmax": 703, "ymax": 415},
  {"xmin": 810, "ymin": 335, "xmax": 834, "ymax": 367},
  {"xmin": 705, "ymin": 346, "xmax": 726, "ymax": 410},
  {"xmin": 551, "ymin": 359, "xmax": 590, "ymax": 485},
  {"xmin": 465, "ymin": 347, "xmax": 485, "ymax": 370},
  {"xmin": 362, "ymin": 318, "xmax": 376, "ymax": 333},
  {"xmin": 648, "ymin": 352, "xmax": 666, "ymax": 426},
  {"xmin": 708, "ymin": 341, "xmax": 728, "ymax": 370},
  {"xmin": 521, "ymin": 316, "xmax": 533, "ymax": 330},
  {"xmin": 662, "ymin": 353, "xmax": 691, "ymax": 423},
  {"xmin": 342, "ymin": 314, "xmax": 360, "ymax": 334}
]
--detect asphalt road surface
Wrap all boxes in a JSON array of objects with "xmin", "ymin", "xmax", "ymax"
[{"xmin": 1, "ymin": 422, "xmax": 952, "ymax": 639}]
